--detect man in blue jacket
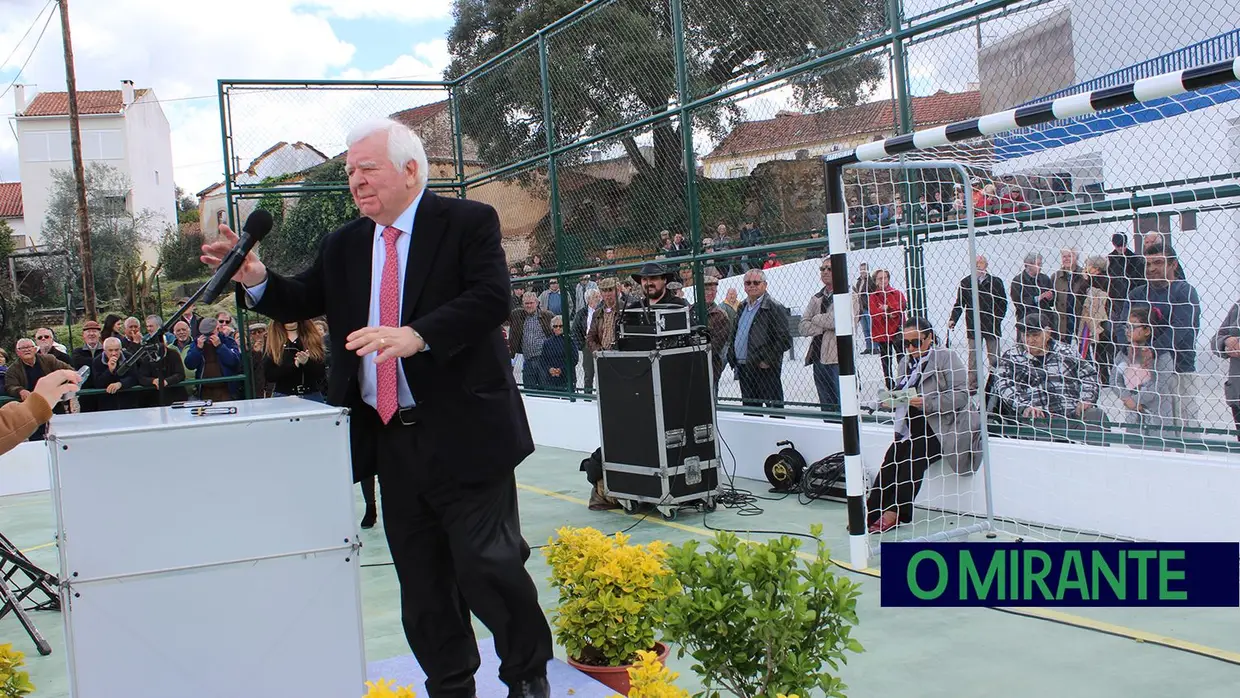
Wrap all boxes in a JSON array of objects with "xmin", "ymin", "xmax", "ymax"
[{"xmin": 1118, "ymin": 243, "xmax": 1201, "ymax": 427}]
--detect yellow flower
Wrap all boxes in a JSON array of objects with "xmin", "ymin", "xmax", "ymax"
[
  {"xmin": 626, "ymin": 650, "xmax": 688, "ymax": 698},
  {"xmin": 363, "ymin": 678, "xmax": 417, "ymax": 698}
]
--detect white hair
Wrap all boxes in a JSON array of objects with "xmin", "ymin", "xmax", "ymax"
[
  {"xmin": 346, "ymin": 117, "xmax": 429, "ymax": 191},
  {"xmin": 585, "ymin": 288, "xmax": 602, "ymax": 303}
]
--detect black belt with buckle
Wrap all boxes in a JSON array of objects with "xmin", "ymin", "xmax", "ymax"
[{"xmin": 395, "ymin": 405, "xmax": 420, "ymax": 426}]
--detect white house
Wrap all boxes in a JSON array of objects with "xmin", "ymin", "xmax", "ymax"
[{"xmin": 10, "ymin": 80, "xmax": 177, "ymax": 258}]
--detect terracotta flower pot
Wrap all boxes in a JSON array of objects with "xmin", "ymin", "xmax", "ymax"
[{"xmin": 566, "ymin": 642, "xmax": 670, "ymax": 696}]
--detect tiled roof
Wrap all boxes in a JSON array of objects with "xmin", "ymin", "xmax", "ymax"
[
  {"xmin": 389, "ymin": 100, "xmax": 450, "ymax": 127},
  {"xmin": 20, "ymin": 89, "xmax": 151, "ymax": 117},
  {"xmin": 389, "ymin": 99, "xmax": 479, "ymax": 163},
  {"xmin": 0, "ymin": 182, "xmax": 22, "ymax": 218},
  {"xmin": 704, "ymin": 90, "xmax": 982, "ymax": 159},
  {"xmin": 196, "ymin": 182, "xmax": 223, "ymax": 198}
]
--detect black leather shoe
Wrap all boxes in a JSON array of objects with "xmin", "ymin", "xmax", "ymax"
[
  {"xmin": 360, "ymin": 507, "xmax": 377, "ymax": 529},
  {"xmin": 508, "ymin": 676, "xmax": 549, "ymax": 698}
]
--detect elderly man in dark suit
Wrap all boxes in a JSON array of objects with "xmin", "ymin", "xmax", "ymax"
[{"xmin": 201, "ymin": 118, "xmax": 552, "ymax": 698}]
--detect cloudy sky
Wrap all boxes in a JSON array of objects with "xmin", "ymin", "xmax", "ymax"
[{"xmin": 0, "ymin": 0, "xmax": 455, "ymax": 193}]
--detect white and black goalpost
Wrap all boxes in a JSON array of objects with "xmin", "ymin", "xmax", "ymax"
[{"xmin": 824, "ymin": 57, "xmax": 1240, "ymax": 570}]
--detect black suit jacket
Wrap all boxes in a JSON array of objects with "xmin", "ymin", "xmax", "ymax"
[{"xmin": 238, "ymin": 191, "xmax": 534, "ymax": 485}]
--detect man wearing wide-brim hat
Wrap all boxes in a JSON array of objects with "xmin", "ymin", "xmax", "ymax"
[{"xmin": 627, "ymin": 261, "xmax": 689, "ymax": 309}]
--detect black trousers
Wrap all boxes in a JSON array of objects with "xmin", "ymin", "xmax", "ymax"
[
  {"xmin": 376, "ymin": 412, "xmax": 553, "ymax": 698},
  {"xmin": 360, "ymin": 474, "xmax": 376, "ymax": 509},
  {"xmin": 875, "ymin": 341, "xmax": 897, "ymax": 391},
  {"xmin": 866, "ymin": 422, "xmax": 942, "ymax": 525},
  {"xmin": 736, "ymin": 362, "xmax": 783, "ymax": 408}
]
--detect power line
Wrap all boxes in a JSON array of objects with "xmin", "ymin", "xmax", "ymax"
[
  {"xmin": 0, "ymin": 1, "xmax": 59, "ymax": 103},
  {"xmin": 0, "ymin": 0, "xmax": 54, "ymax": 73}
]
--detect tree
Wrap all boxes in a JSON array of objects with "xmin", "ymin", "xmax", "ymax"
[
  {"xmin": 0, "ymin": 219, "xmax": 14, "ymax": 263},
  {"xmin": 175, "ymin": 185, "xmax": 200, "ymax": 225},
  {"xmin": 0, "ymin": 219, "xmax": 18, "ymax": 347},
  {"xmin": 446, "ymin": 0, "xmax": 885, "ymax": 239},
  {"xmin": 260, "ymin": 159, "xmax": 359, "ymax": 275},
  {"xmin": 158, "ymin": 222, "xmax": 207, "ymax": 281},
  {"xmin": 41, "ymin": 163, "xmax": 155, "ymax": 309},
  {"xmin": 175, "ymin": 185, "xmax": 197, "ymax": 213}
]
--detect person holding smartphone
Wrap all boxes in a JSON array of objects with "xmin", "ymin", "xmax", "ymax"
[{"xmin": 0, "ymin": 369, "xmax": 81, "ymax": 455}]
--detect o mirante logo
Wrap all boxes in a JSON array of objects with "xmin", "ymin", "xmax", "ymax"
[{"xmin": 881, "ymin": 542, "xmax": 1239, "ymax": 607}]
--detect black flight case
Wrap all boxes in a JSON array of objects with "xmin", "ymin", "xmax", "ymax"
[{"xmin": 594, "ymin": 341, "xmax": 721, "ymax": 520}]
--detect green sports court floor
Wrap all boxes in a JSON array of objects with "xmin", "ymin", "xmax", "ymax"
[{"xmin": 3, "ymin": 445, "xmax": 1238, "ymax": 697}]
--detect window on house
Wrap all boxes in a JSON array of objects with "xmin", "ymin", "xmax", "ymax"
[
  {"xmin": 82, "ymin": 130, "xmax": 123, "ymax": 160},
  {"xmin": 727, "ymin": 165, "xmax": 746, "ymax": 178},
  {"xmin": 20, "ymin": 131, "xmax": 70, "ymax": 162},
  {"xmin": 216, "ymin": 210, "xmax": 224, "ymax": 224},
  {"xmin": 102, "ymin": 195, "xmax": 127, "ymax": 218}
]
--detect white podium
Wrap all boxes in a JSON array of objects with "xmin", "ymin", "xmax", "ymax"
[{"xmin": 45, "ymin": 398, "xmax": 366, "ymax": 698}]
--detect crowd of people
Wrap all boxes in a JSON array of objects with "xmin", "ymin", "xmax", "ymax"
[
  {"xmin": 1, "ymin": 301, "xmax": 333, "ymax": 434},
  {"xmin": 504, "ymin": 228, "xmax": 1239, "ymax": 446}
]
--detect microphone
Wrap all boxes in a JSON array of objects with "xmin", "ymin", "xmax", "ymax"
[{"xmin": 200, "ymin": 209, "xmax": 274, "ymax": 304}]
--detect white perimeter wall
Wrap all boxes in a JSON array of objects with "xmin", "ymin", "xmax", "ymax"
[
  {"xmin": 5, "ymin": 395, "xmax": 1237, "ymax": 541},
  {"xmin": 520, "ymin": 395, "xmax": 1240, "ymax": 542}
]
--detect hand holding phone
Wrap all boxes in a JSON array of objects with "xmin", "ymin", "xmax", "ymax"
[{"xmin": 34, "ymin": 369, "xmax": 82, "ymax": 405}]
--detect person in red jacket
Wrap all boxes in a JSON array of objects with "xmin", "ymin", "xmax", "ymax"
[{"xmin": 868, "ymin": 268, "xmax": 908, "ymax": 390}]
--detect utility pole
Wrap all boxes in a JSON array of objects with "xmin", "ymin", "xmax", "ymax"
[{"xmin": 58, "ymin": 0, "xmax": 96, "ymax": 320}]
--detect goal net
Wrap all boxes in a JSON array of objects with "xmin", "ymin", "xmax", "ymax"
[{"xmin": 827, "ymin": 57, "xmax": 1240, "ymax": 566}]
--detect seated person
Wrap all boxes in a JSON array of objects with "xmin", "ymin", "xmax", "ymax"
[
  {"xmin": 1112, "ymin": 306, "xmax": 1175, "ymax": 433},
  {"xmin": 867, "ymin": 318, "xmax": 982, "ymax": 533},
  {"xmin": 995, "ymin": 311, "xmax": 1103, "ymax": 424}
]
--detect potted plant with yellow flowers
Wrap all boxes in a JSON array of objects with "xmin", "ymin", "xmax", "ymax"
[{"xmin": 544, "ymin": 526, "xmax": 676, "ymax": 694}]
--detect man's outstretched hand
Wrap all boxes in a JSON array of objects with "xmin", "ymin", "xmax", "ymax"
[
  {"xmin": 347, "ymin": 326, "xmax": 425, "ymax": 364},
  {"xmin": 200, "ymin": 224, "xmax": 268, "ymax": 287}
]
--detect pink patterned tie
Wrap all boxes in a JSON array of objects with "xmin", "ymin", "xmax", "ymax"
[{"xmin": 376, "ymin": 226, "xmax": 402, "ymax": 424}]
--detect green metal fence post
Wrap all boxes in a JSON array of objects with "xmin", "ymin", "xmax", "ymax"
[
  {"xmin": 671, "ymin": 0, "xmax": 706, "ymax": 326},
  {"xmin": 450, "ymin": 84, "xmax": 468, "ymax": 200},
  {"xmin": 63, "ymin": 257, "xmax": 75, "ymax": 352},
  {"xmin": 217, "ymin": 79, "xmax": 253, "ymax": 399},
  {"xmin": 538, "ymin": 32, "xmax": 574, "ymax": 397},
  {"xmin": 888, "ymin": 0, "xmax": 927, "ymax": 319}
]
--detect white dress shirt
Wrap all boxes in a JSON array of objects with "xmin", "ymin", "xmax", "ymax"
[{"xmin": 246, "ymin": 190, "xmax": 424, "ymax": 410}]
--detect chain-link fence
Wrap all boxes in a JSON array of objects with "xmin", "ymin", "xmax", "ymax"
[{"xmin": 216, "ymin": 0, "xmax": 1240, "ymax": 454}]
